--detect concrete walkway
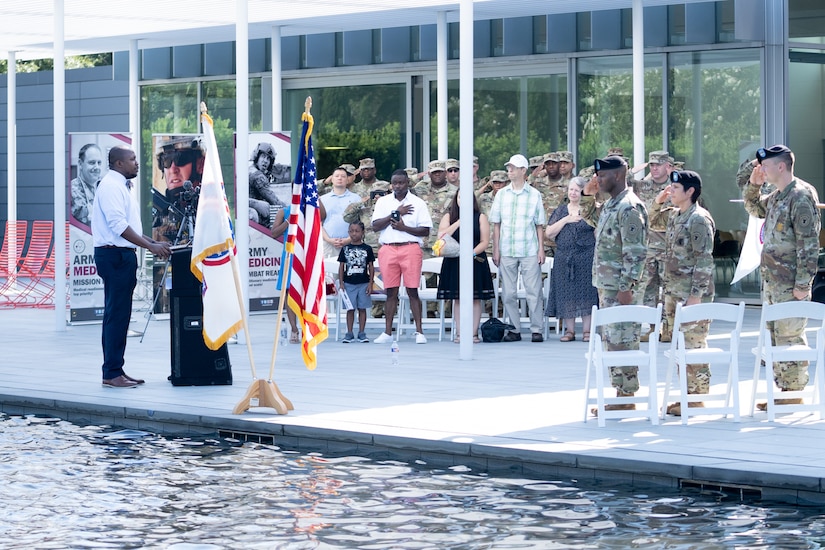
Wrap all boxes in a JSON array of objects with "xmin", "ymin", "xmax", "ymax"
[{"xmin": 2, "ymin": 305, "xmax": 825, "ymax": 504}]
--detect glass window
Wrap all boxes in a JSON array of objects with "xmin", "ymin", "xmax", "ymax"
[
  {"xmin": 283, "ymin": 83, "xmax": 407, "ymax": 181},
  {"xmin": 429, "ymin": 75, "xmax": 567, "ymax": 179},
  {"xmin": 669, "ymin": 49, "xmax": 761, "ymax": 297},
  {"xmin": 790, "ymin": 0, "xmax": 825, "ymax": 43},
  {"xmin": 577, "ymin": 54, "xmax": 663, "ymax": 167}
]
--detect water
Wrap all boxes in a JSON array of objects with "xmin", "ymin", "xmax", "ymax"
[{"xmin": 3, "ymin": 414, "xmax": 825, "ymax": 549}]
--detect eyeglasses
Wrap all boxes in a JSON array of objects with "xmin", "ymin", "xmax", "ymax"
[
  {"xmin": 447, "ymin": 168, "xmax": 459, "ymax": 173},
  {"xmin": 159, "ymin": 149, "xmax": 198, "ymax": 169}
]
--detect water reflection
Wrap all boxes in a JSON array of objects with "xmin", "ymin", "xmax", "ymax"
[{"xmin": 2, "ymin": 414, "xmax": 825, "ymax": 549}]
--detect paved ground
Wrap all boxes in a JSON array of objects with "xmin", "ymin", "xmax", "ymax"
[{"xmin": 2, "ymin": 304, "xmax": 825, "ymax": 504}]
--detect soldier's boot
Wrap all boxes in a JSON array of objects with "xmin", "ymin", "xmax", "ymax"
[
  {"xmin": 666, "ymin": 400, "xmax": 705, "ymax": 417},
  {"xmin": 591, "ymin": 391, "xmax": 636, "ymax": 416},
  {"xmin": 756, "ymin": 397, "xmax": 804, "ymax": 412},
  {"xmin": 659, "ymin": 331, "xmax": 672, "ymax": 343}
]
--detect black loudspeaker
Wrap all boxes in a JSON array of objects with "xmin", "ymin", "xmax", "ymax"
[
  {"xmin": 813, "ymin": 271, "xmax": 825, "ymax": 305},
  {"xmin": 168, "ymin": 247, "xmax": 232, "ymax": 386}
]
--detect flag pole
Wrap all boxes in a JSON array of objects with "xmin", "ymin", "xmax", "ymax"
[{"xmin": 265, "ymin": 97, "xmax": 312, "ymax": 380}]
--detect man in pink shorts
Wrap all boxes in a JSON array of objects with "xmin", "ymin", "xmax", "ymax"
[{"xmin": 371, "ymin": 169, "xmax": 433, "ymax": 344}]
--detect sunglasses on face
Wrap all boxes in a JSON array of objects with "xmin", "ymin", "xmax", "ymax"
[
  {"xmin": 447, "ymin": 168, "xmax": 459, "ymax": 173},
  {"xmin": 159, "ymin": 149, "xmax": 198, "ymax": 169}
]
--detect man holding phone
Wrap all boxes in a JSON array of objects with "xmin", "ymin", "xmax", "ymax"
[{"xmin": 372, "ymin": 169, "xmax": 433, "ymax": 344}]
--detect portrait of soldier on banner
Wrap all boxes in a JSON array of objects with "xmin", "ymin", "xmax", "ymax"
[
  {"xmin": 151, "ymin": 134, "xmax": 206, "ymax": 245},
  {"xmin": 248, "ymin": 139, "xmax": 291, "ymax": 229}
]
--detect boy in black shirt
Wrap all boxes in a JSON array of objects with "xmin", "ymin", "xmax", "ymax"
[{"xmin": 338, "ymin": 221, "xmax": 376, "ymax": 342}]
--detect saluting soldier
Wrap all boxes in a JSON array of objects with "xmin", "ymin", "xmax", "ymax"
[
  {"xmin": 650, "ymin": 171, "xmax": 716, "ymax": 416},
  {"xmin": 412, "ymin": 160, "xmax": 458, "ymax": 257},
  {"xmin": 581, "ymin": 155, "xmax": 649, "ymax": 413},
  {"xmin": 743, "ymin": 144, "xmax": 821, "ymax": 410}
]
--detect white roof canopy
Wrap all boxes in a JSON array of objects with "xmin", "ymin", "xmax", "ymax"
[{"xmin": 1, "ymin": 0, "xmax": 710, "ymax": 60}]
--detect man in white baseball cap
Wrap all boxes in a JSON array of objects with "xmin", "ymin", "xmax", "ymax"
[{"xmin": 489, "ymin": 153, "xmax": 547, "ymax": 342}]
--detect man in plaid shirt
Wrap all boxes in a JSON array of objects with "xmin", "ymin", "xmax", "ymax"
[{"xmin": 489, "ymin": 154, "xmax": 547, "ymax": 342}]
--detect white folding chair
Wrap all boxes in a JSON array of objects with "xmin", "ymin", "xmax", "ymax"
[
  {"xmin": 661, "ymin": 301, "xmax": 745, "ymax": 424},
  {"xmin": 397, "ymin": 256, "xmax": 445, "ymax": 340},
  {"xmin": 750, "ymin": 301, "xmax": 825, "ymax": 421},
  {"xmin": 584, "ymin": 303, "xmax": 662, "ymax": 427},
  {"xmin": 537, "ymin": 258, "xmax": 561, "ymax": 339},
  {"xmin": 487, "ymin": 256, "xmax": 501, "ymax": 319}
]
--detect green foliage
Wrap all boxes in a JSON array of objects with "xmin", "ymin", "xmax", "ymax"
[{"xmin": 0, "ymin": 53, "xmax": 112, "ymax": 74}]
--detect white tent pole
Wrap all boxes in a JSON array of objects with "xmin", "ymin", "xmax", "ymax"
[
  {"xmin": 632, "ymin": 0, "xmax": 645, "ymax": 173},
  {"xmin": 458, "ymin": 0, "xmax": 473, "ymax": 359},
  {"xmin": 7, "ymin": 50, "xmax": 17, "ymax": 277},
  {"xmin": 271, "ymin": 26, "xmax": 282, "ymax": 131},
  {"xmin": 236, "ymin": 0, "xmax": 250, "ymax": 321},
  {"xmin": 437, "ymin": 10, "xmax": 448, "ymax": 161},
  {"xmin": 53, "ymin": 0, "xmax": 67, "ymax": 330}
]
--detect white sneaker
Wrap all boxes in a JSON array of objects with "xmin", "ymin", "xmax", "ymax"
[
  {"xmin": 414, "ymin": 332, "xmax": 427, "ymax": 344},
  {"xmin": 374, "ymin": 332, "xmax": 393, "ymax": 344}
]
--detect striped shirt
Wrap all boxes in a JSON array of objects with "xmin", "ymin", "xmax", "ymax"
[{"xmin": 489, "ymin": 183, "xmax": 546, "ymax": 257}]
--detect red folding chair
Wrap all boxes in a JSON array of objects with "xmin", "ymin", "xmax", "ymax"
[
  {"xmin": 11, "ymin": 220, "xmax": 53, "ymax": 307},
  {"xmin": 0, "ymin": 220, "xmax": 28, "ymax": 305}
]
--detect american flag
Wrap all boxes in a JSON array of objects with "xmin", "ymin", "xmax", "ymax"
[{"xmin": 286, "ymin": 111, "xmax": 328, "ymax": 369}]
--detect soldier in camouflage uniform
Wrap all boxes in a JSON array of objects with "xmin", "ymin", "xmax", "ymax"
[
  {"xmin": 351, "ymin": 157, "xmax": 386, "ymax": 198},
  {"xmin": 557, "ymin": 151, "xmax": 575, "ymax": 184},
  {"xmin": 478, "ymin": 170, "xmax": 508, "ymax": 255},
  {"xmin": 539, "ymin": 153, "xmax": 568, "ymax": 219},
  {"xmin": 581, "ymin": 156, "xmax": 649, "ymax": 412},
  {"xmin": 412, "ymin": 160, "xmax": 458, "ymax": 257},
  {"xmin": 650, "ymin": 171, "xmax": 716, "ymax": 416},
  {"xmin": 631, "ymin": 151, "xmax": 674, "ymax": 341},
  {"xmin": 743, "ymin": 145, "xmax": 821, "ymax": 410}
]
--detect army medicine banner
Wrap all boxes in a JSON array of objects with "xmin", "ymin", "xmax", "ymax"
[
  {"xmin": 239, "ymin": 132, "xmax": 292, "ymax": 312},
  {"xmin": 68, "ymin": 132, "xmax": 131, "ymax": 322}
]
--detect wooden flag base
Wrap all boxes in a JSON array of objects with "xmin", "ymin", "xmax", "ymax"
[{"xmin": 232, "ymin": 379, "xmax": 295, "ymax": 415}]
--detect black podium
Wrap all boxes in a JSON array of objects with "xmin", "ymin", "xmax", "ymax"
[{"xmin": 168, "ymin": 248, "xmax": 232, "ymax": 386}]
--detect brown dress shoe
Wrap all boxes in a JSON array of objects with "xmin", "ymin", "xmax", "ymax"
[
  {"xmin": 102, "ymin": 375, "xmax": 138, "ymax": 388},
  {"xmin": 123, "ymin": 373, "xmax": 145, "ymax": 385},
  {"xmin": 591, "ymin": 403, "xmax": 636, "ymax": 416},
  {"xmin": 666, "ymin": 402, "xmax": 704, "ymax": 416},
  {"xmin": 757, "ymin": 397, "xmax": 803, "ymax": 412}
]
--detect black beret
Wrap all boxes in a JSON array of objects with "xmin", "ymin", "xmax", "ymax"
[
  {"xmin": 593, "ymin": 156, "xmax": 627, "ymax": 173},
  {"xmin": 671, "ymin": 170, "xmax": 702, "ymax": 187},
  {"xmin": 756, "ymin": 144, "xmax": 792, "ymax": 164}
]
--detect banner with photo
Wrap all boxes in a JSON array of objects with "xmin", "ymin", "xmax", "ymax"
[
  {"xmin": 68, "ymin": 132, "xmax": 131, "ymax": 322},
  {"xmin": 150, "ymin": 133, "xmax": 206, "ymax": 313},
  {"xmin": 239, "ymin": 132, "xmax": 292, "ymax": 311}
]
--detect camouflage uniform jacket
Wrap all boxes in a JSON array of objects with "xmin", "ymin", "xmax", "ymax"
[
  {"xmin": 411, "ymin": 182, "xmax": 458, "ymax": 245},
  {"xmin": 632, "ymin": 177, "xmax": 669, "ymax": 252},
  {"xmin": 539, "ymin": 178, "xmax": 568, "ymax": 218},
  {"xmin": 582, "ymin": 188, "xmax": 648, "ymax": 292},
  {"xmin": 743, "ymin": 178, "xmax": 821, "ymax": 292},
  {"xmin": 650, "ymin": 201, "xmax": 716, "ymax": 300},
  {"xmin": 350, "ymin": 179, "xmax": 386, "ymax": 199},
  {"xmin": 736, "ymin": 159, "xmax": 775, "ymax": 195}
]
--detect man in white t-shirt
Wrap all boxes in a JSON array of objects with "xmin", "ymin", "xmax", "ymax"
[{"xmin": 371, "ymin": 169, "xmax": 433, "ymax": 344}]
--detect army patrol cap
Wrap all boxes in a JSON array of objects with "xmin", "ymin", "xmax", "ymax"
[
  {"xmin": 339, "ymin": 163, "xmax": 357, "ymax": 175},
  {"xmin": 490, "ymin": 170, "xmax": 508, "ymax": 183},
  {"xmin": 648, "ymin": 150, "xmax": 671, "ymax": 165},
  {"xmin": 542, "ymin": 152, "xmax": 560, "ymax": 164},
  {"xmin": 445, "ymin": 158, "xmax": 460, "ymax": 170},
  {"xmin": 756, "ymin": 144, "xmax": 792, "ymax": 164},
  {"xmin": 528, "ymin": 155, "xmax": 543, "ymax": 168},
  {"xmin": 578, "ymin": 166, "xmax": 596, "ymax": 179},
  {"xmin": 671, "ymin": 170, "xmax": 701, "ymax": 187},
  {"xmin": 594, "ymin": 156, "xmax": 628, "ymax": 173},
  {"xmin": 404, "ymin": 167, "xmax": 418, "ymax": 178},
  {"xmin": 359, "ymin": 158, "xmax": 376, "ymax": 169},
  {"xmin": 557, "ymin": 151, "xmax": 574, "ymax": 163},
  {"xmin": 607, "ymin": 147, "xmax": 625, "ymax": 157},
  {"xmin": 672, "ymin": 160, "xmax": 684, "ymax": 170},
  {"xmin": 428, "ymin": 160, "xmax": 446, "ymax": 172}
]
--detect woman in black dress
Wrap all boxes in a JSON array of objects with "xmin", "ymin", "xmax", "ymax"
[
  {"xmin": 544, "ymin": 176, "xmax": 598, "ymax": 342},
  {"xmin": 436, "ymin": 193, "xmax": 495, "ymax": 343}
]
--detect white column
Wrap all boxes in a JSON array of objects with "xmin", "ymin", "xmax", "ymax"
[
  {"xmin": 632, "ymin": 0, "xmax": 645, "ymax": 173},
  {"xmin": 53, "ymin": 0, "xmax": 67, "ymax": 330},
  {"xmin": 129, "ymin": 40, "xmax": 140, "ymax": 210},
  {"xmin": 458, "ymin": 0, "xmax": 473, "ymax": 359},
  {"xmin": 764, "ymin": 0, "xmax": 788, "ymax": 144},
  {"xmin": 236, "ymin": 0, "xmax": 250, "ymax": 316},
  {"xmin": 437, "ymin": 10, "xmax": 448, "ymax": 161},
  {"xmin": 271, "ymin": 26, "xmax": 282, "ymax": 131},
  {"xmin": 6, "ymin": 50, "xmax": 17, "ymax": 277}
]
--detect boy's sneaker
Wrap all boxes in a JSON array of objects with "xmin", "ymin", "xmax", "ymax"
[
  {"xmin": 374, "ymin": 332, "xmax": 393, "ymax": 344},
  {"xmin": 342, "ymin": 332, "xmax": 355, "ymax": 343},
  {"xmin": 357, "ymin": 332, "xmax": 369, "ymax": 343},
  {"xmin": 414, "ymin": 332, "xmax": 427, "ymax": 344}
]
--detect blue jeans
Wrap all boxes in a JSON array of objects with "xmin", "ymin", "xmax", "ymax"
[{"xmin": 94, "ymin": 247, "xmax": 138, "ymax": 380}]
